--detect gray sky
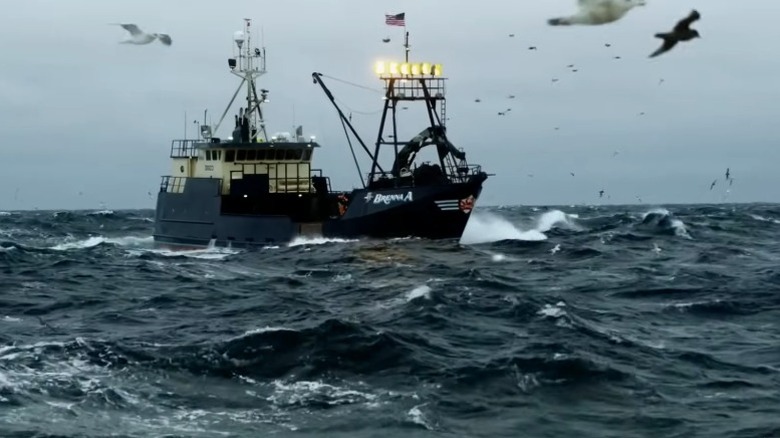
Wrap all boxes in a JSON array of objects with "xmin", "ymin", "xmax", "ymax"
[{"xmin": 2, "ymin": 0, "xmax": 779, "ymax": 210}]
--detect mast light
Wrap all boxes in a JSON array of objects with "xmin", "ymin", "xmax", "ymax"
[{"xmin": 374, "ymin": 61, "xmax": 443, "ymax": 77}]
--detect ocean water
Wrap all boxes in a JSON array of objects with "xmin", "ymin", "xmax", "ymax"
[{"xmin": 1, "ymin": 204, "xmax": 779, "ymax": 437}]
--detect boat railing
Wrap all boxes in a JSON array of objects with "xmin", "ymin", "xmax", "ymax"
[
  {"xmin": 234, "ymin": 162, "xmax": 331, "ymax": 194},
  {"xmin": 368, "ymin": 162, "xmax": 483, "ymax": 185},
  {"xmin": 170, "ymin": 140, "xmax": 198, "ymax": 158},
  {"xmin": 445, "ymin": 163, "xmax": 483, "ymax": 183},
  {"xmin": 383, "ymin": 77, "xmax": 447, "ymax": 100},
  {"xmin": 159, "ymin": 176, "xmax": 222, "ymax": 194},
  {"xmin": 158, "ymin": 167, "xmax": 332, "ymax": 195}
]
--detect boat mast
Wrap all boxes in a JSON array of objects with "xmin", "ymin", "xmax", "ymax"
[
  {"xmin": 370, "ymin": 38, "xmax": 446, "ymax": 182},
  {"xmin": 209, "ymin": 19, "xmax": 268, "ymax": 142},
  {"xmin": 404, "ymin": 30, "xmax": 410, "ymax": 62}
]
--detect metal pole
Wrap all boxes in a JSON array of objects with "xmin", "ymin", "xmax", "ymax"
[{"xmin": 404, "ymin": 31, "xmax": 409, "ymax": 62}]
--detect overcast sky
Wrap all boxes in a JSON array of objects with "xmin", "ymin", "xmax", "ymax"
[{"xmin": 1, "ymin": 0, "xmax": 779, "ymax": 210}]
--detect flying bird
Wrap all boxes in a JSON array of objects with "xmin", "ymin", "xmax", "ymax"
[
  {"xmin": 725, "ymin": 168, "xmax": 730, "ymax": 180},
  {"xmin": 112, "ymin": 23, "xmax": 172, "ymax": 46},
  {"xmin": 548, "ymin": 0, "xmax": 646, "ymax": 26},
  {"xmin": 382, "ymin": 37, "xmax": 391, "ymax": 43},
  {"xmin": 710, "ymin": 179, "xmax": 717, "ymax": 190},
  {"xmin": 649, "ymin": 10, "xmax": 701, "ymax": 58}
]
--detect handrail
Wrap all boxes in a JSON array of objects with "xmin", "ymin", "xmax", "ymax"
[{"xmin": 159, "ymin": 166, "xmax": 332, "ymax": 195}]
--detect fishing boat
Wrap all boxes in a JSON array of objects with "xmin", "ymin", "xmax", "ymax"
[{"xmin": 152, "ymin": 20, "xmax": 489, "ymax": 248}]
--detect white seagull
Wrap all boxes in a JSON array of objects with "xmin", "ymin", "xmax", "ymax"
[
  {"xmin": 548, "ymin": 0, "xmax": 646, "ymax": 26},
  {"xmin": 112, "ymin": 23, "xmax": 172, "ymax": 46}
]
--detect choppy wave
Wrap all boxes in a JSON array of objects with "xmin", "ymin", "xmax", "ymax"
[{"xmin": 2, "ymin": 204, "xmax": 780, "ymax": 437}]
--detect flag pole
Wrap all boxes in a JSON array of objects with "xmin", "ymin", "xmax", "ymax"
[{"xmin": 404, "ymin": 23, "xmax": 409, "ymax": 62}]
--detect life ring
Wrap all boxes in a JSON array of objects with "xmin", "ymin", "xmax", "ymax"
[{"xmin": 337, "ymin": 193, "xmax": 349, "ymax": 216}]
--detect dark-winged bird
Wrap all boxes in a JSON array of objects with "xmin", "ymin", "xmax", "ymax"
[
  {"xmin": 725, "ymin": 168, "xmax": 730, "ymax": 179},
  {"xmin": 649, "ymin": 10, "xmax": 701, "ymax": 58}
]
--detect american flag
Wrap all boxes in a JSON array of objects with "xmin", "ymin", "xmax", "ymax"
[{"xmin": 385, "ymin": 12, "xmax": 405, "ymax": 27}]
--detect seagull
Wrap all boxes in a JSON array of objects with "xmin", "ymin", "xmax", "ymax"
[
  {"xmin": 599, "ymin": 190, "xmax": 605, "ymax": 198},
  {"xmin": 548, "ymin": 0, "xmax": 646, "ymax": 26},
  {"xmin": 649, "ymin": 10, "xmax": 701, "ymax": 58},
  {"xmin": 725, "ymin": 168, "xmax": 730, "ymax": 180},
  {"xmin": 710, "ymin": 179, "xmax": 717, "ymax": 190},
  {"xmin": 382, "ymin": 37, "xmax": 391, "ymax": 43},
  {"xmin": 113, "ymin": 23, "xmax": 172, "ymax": 46}
]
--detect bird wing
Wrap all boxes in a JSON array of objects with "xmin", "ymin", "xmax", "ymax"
[
  {"xmin": 578, "ymin": 0, "xmax": 612, "ymax": 8},
  {"xmin": 118, "ymin": 23, "xmax": 143, "ymax": 36},
  {"xmin": 674, "ymin": 9, "xmax": 700, "ymax": 32},
  {"xmin": 649, "ymin": 38, "xmax": 677, "ymax": 58},
  {"xmin": 157, "ymin": 34, "xmax": 172, "ymax": 45}
]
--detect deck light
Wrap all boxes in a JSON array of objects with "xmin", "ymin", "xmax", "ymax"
[
  {"xmin": 374, "ymin": 61, "xmax": 386, "ymax": 75},
  {"xmin": 375, "ymin": 61, "xmax": 442, "ymax": 77}
]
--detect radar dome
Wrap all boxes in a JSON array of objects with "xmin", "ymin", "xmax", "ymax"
[{"xmin": 233, "ymin": 31, "xmax": 245, "ymax": 46}]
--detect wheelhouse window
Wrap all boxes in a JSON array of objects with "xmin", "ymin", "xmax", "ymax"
[{"xmin": 228, "ymin": 148, "xmax": 310, "ymax": 161}]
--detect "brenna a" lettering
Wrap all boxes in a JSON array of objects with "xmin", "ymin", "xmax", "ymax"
[{"xmin": 373, "ymin": 191, "xmax": 413, "ymax": 205}]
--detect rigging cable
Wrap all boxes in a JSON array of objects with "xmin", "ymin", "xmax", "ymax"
[
  {"xmin": 340, "ymin": 116, "xmax": 365, "ymax": 188},
  {"xmin": 318, "ymin": 74, "xmax": 384, "ymax": 94},
  {"xmin": 335, "ymin": 98, "xmax": 384, "ymax": 116}
]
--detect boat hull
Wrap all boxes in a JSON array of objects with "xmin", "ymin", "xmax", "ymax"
[{"xmin": 152, "ymin": 178, "xmax": 485, "ymax": 248}]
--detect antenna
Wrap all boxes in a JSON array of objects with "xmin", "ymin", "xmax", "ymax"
[
  {"xmin": 404, "ymin": 31, "xmax": 410, "ymax": 62},
  {"xmin": 212, "ymin": 18, "xmax": 269, "ymax": 142}
]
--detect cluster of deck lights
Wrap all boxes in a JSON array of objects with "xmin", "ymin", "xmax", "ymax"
[{"xmin": 374, "ymin": 61, "xmax": 443, "ymax": 77}]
